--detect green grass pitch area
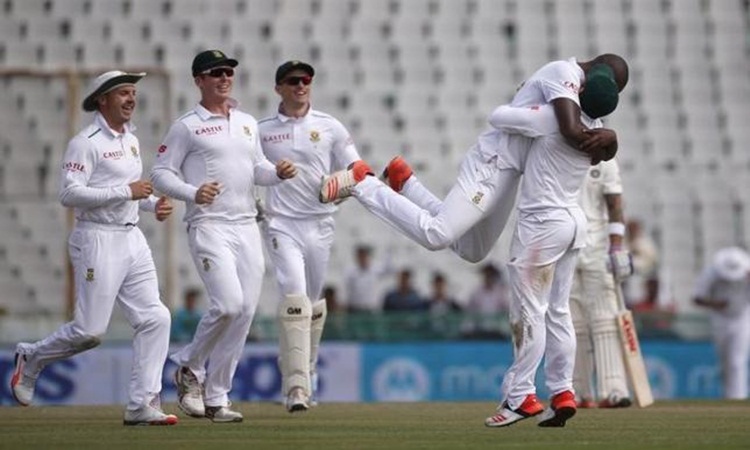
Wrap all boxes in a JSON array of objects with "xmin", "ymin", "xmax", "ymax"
[{"xmin": 1, "ymin": 401, "xmax": 749, "ymax": 450}]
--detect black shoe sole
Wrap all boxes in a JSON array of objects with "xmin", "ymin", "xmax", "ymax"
[{"xmin": 538, "ymin": 406, "xmax": 577, "ymax": 428}]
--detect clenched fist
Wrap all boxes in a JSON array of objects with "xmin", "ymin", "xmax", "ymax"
[
  {"xmin": 129, "ymin": 180, "xmax": 153, "ymax": 200},
  {"xmin": 155, "ymin": 196, "xmax": 173, "ymax": 222},
  {"xmin": 276, "ymin": 159, "xmax": 297, "ymax": 180},
  {"xmin": 195, "ymin": 182, "xmax": 221, "ymax": 205}
]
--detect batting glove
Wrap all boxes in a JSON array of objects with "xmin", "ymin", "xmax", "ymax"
[{"xmin": 607, "ymin": 245, "xmax": 634, "ymax": 280}]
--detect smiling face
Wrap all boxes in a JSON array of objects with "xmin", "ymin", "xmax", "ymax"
[
  {"xmin": 275, "ymin": 69, "xmax": 313, "ymax": 111},
  {"xmin": 98, "ymin": 85, "xmax": 137, "ymax": 132},
  {"xmin": 196, "ymin": 66, "xmax": 235, "ymax": 104}
]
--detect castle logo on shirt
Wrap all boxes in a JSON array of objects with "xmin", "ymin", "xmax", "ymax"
[
  {"xmin": 243, "ymin": 126, "xmax": 253, "ymax": 138},
  {"xmin": 130, "ymin": 146, "xmax": 139, "ymax": 157},
  {"xmin": 103, "ymin": 150, "xmax": 125, "ymax": 160},
  {"xmin": 86, "ymin": 268, "xmax": 95, "ymax": 282},
  {"xmin": 195, "ymin": 125, "xmax": 223, "ymax": 136},
  {"xmin": 310, "ymin": 130, "xmax": 320, "ymax": 143},
  {"xmin": 472, "ymin": 191, "xmax": 484, "ymax": 205}
]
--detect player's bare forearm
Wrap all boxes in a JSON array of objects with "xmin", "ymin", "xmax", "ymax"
[{"xmin": 552, "ymin": 97, "xmax": 590, "ymax": 146}]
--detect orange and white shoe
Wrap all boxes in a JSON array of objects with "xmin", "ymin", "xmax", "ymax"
[
  {"xmin": 538, "ymin": 390, "xmax": 577, "ymax": 427},
  {"xmin": 10, "ymin": 347, "xmax": 36, "ymax": 407},
  {"xmin": 319, "ymin": 160, "xmax": 373, "ymax": 203},
  {"xmin": 123, "ymin": 405, "xmax": 179, "ymax": 426},
  {"xmin": 485, "ymin": 394, "xmax": 544, "ymax": 428},
  {"xmin": 381, "ymin": 156, "xmax": 413, "ymax": 192}
]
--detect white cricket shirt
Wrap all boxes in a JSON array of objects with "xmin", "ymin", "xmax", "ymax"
[
  {"xmin": 151, "ymin": 100, "xmax": 281, "ymax": 224},
  {"xmin": 60, "ymin": 112, "xmax": 157, "ymax": 225},
  {"xmin": 258, "ymin": 107, "xmax": 360, "ymax": 219}
]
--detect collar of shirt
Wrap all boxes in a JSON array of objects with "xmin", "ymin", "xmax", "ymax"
[
  {"xmin": 94, "ymin": 111, "xmax": 135, "ymax": 138},
  {"xmin": 194, "ymin": 98, "xmax": 239, "ymax": 121},
  {"xmin": 275, "ymin": 103, "xmax": 312, "ymax": 123},
  {"xmin": 568, "ymin": 57, "xmax": 585, "ymax": 83}
]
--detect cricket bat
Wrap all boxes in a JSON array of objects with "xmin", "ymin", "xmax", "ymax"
[{"xmin": 613, "ymin": 276, "xmax": 655, "ymax": 408}]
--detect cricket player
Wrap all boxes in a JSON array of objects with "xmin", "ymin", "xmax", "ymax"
[
  {"xmin": 151, "ymin": 50, "xmax": 297, "ymax": 423},
  {"xmin": 570, "ymin": 159, "xmax": 634, "ymax": 409},
  {"xmin": 10, "ymin": 71, "xmax": 177, "ymax": 426},
  {"xmin": 319, "ymin": 55, "xmax": 628, "ymax": 266},
  {"xmin": 693, "ymin": 246, "xmax": 750, "ymax": 399},
  {"xmin": 258, "ymin": 60, "xmax": 361, "ymax": 412},
  {"xmin": 484, "ymin": 67, "xmax": 623, "ymax": 428}
]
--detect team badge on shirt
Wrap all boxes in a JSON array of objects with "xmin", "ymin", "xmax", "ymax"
[
  {"xmin": 86, "ymin": 268, "xmax": 95, "ymax": 282},
  {"xmin": 310, "ymin": 131, "xmax": 320, "ymax": 143},
  {"xmin": 272, "ymin": 237, "xmax": 278, "ymax": 250},
  {"xmin": 202, "ymin": 258, "xmax": 211, "ymax": 271},
  {"xmin": 590, "ymin": 169, "xmax": 601, "ymax": 178},
  {"xmin": 472, "ymin": 191, "xmax": 484, "ymax": 205},
  {"xmin": 243, "ymin": 126, "xmax": 252, "ymax": 138},
  {"xmin": 131, "ymin": 146, "xmax": 139, "ymax": 157}
]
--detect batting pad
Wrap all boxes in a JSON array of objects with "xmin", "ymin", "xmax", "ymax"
[
  {"xmin": 309, "ymin": 299, "xmax": 328, "ymax": 391},
  {"xmin": 278, "ymin": 294, "xmax": 312, "ymax": 396},
  {"xmin": 572, "ymin": 318, "xmax": 594, "ymax": 401},
  {"xmin": 592, "ymin": 318, "xmax": 629, "ymax": 400}
]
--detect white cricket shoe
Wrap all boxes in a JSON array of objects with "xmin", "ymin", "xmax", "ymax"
[
  {"xmin": 123, "ymin": 405, "xmax": 179, "ymax": 426},
  {"xmin": 174, "ymin": 366, "xmax": 205, "ymax": 418},
  {"xmin": 286, "ymin": 387, "xmax": 310, "ymax": 413},
  {"xmin": 205, "ymin": 404, "xmax": 243, "ymax": 423},
  {"xmin": 485, "ymin": 394, "xmax": 544, "ymax": 428},
  {"xmin": 319, "ymin": 160, "xmax": 373, "ymax": 203},
  {"xmin": 10, "ymin": 347, "xmax": 36, "ymax": 407}
]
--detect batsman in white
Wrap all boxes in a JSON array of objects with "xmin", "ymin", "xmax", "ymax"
[
  {"xmin": 569, "ymin": 159, "xmax": 635, "ymax": 409},
  {"xmin": 258, "ymin": 60, "xmax": 361, "ymax": 412},
  {"xmin": 693, "ymin": 246, "xmax": 750, "ymax": 399},
  {"xmin": 10, "ymin": 71, "xmax": 177, "ymax": 426},
  {"xmin": 150, "ymin": 50, "xmax": 297, "ymax": 423},
  {"xmin": 319, "ymin": 55, "xmax": 629, "ymax": 267}
]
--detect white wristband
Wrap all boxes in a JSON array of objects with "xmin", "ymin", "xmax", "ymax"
[{"xmin": 608, "ymin": 222, "xmax": 626, "ymax": 236}]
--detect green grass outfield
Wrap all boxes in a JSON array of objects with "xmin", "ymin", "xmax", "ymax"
[{"xmin": 1, "ymin": 401, "xmax": 749, "ymax": 450}]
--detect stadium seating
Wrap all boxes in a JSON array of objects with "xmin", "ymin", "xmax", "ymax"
[{"xmin": 0, "ymin": 0, "xmax": 748, "ymax": 321}]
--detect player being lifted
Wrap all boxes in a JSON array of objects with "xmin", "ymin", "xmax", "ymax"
[{"xmin": 319, "ymin": 54, "xmax": 628, "ymax": 267}]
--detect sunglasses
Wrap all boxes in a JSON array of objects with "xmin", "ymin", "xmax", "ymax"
[
  {"xmin": 282, "ymin": 75, "xmax": 313, "ymax": 86},
  {"xmin": 202, "ymin": 67, "xmax": 235, "ymax": 78}
]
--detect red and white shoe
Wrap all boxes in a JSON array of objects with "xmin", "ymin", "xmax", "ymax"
[
  {"xmin": 381, "ymin": 156, "xmax": 413, "ymax": 192},
  {"xmin": 538, "ymin": 390, "xmax": 577, "ymax": 427},
  {"xmin": 319, "ymin": 160, "xmax": 373, "ymax": 203},
  {"xmin": 485, "ymin": 394, "xmax": 544, "ymax": 428},
  {"xmin": 10, "ymin": 349, "xmax": 36, "ymax": 407}
]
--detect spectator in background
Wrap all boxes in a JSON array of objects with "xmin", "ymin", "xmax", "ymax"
[
  {"xmin": 624, "ymin": 219, "xmax": 659, "ymax": 307},
  {"xmin": 463, "ymin": 263, "xmax": 510, "ymax": 339},
  {"xmin": 383, "ymin": 269, "xmax": 426, "ymax": 311},
  {"xmin": 693, "ymin": 246, "xmax": 750, "ymax": 399},
  {"xmin": 427, "ymin": 271, "xmax": 462, "ymax": 314},
  {"xmin": 322, "ymin": 284, "xmax": 341, "ymax": 313},
  {"xmin": 344, "ymin": 244, "xmax": 394, "ymax": 312},
  {"xmin": 427, "ymin": 271, "xmax": 462, "ymax": 335},
  {"xmin": 171, "ymin": 288, "xmax": 203, "ymax": 343}
]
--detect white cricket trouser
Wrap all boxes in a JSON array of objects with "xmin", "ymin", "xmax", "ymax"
[
  {"xmin": 171, "ymin": 220, "xmax": 265, "ymax": 407},
  {"xmin": 711, "ymin": 307, "xmax": 750, "ymax": 399},
  {"xmin": 21, "ymin": 222, "xmax": 171, "ymax": 411},
  {"xmin": 569, "ymin": 252, "xmax": 630, "ymax": 401},
  {"xmin": 354, "ymin": 148, "xmax": 520, "ymax": 263},
  {"xmin": 264, "ymin": 215, "xmax": 335, "ymax": 301},
  {"xmin": 501, "ymin": 211, "xmax": 579, "ymax": 409}
]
